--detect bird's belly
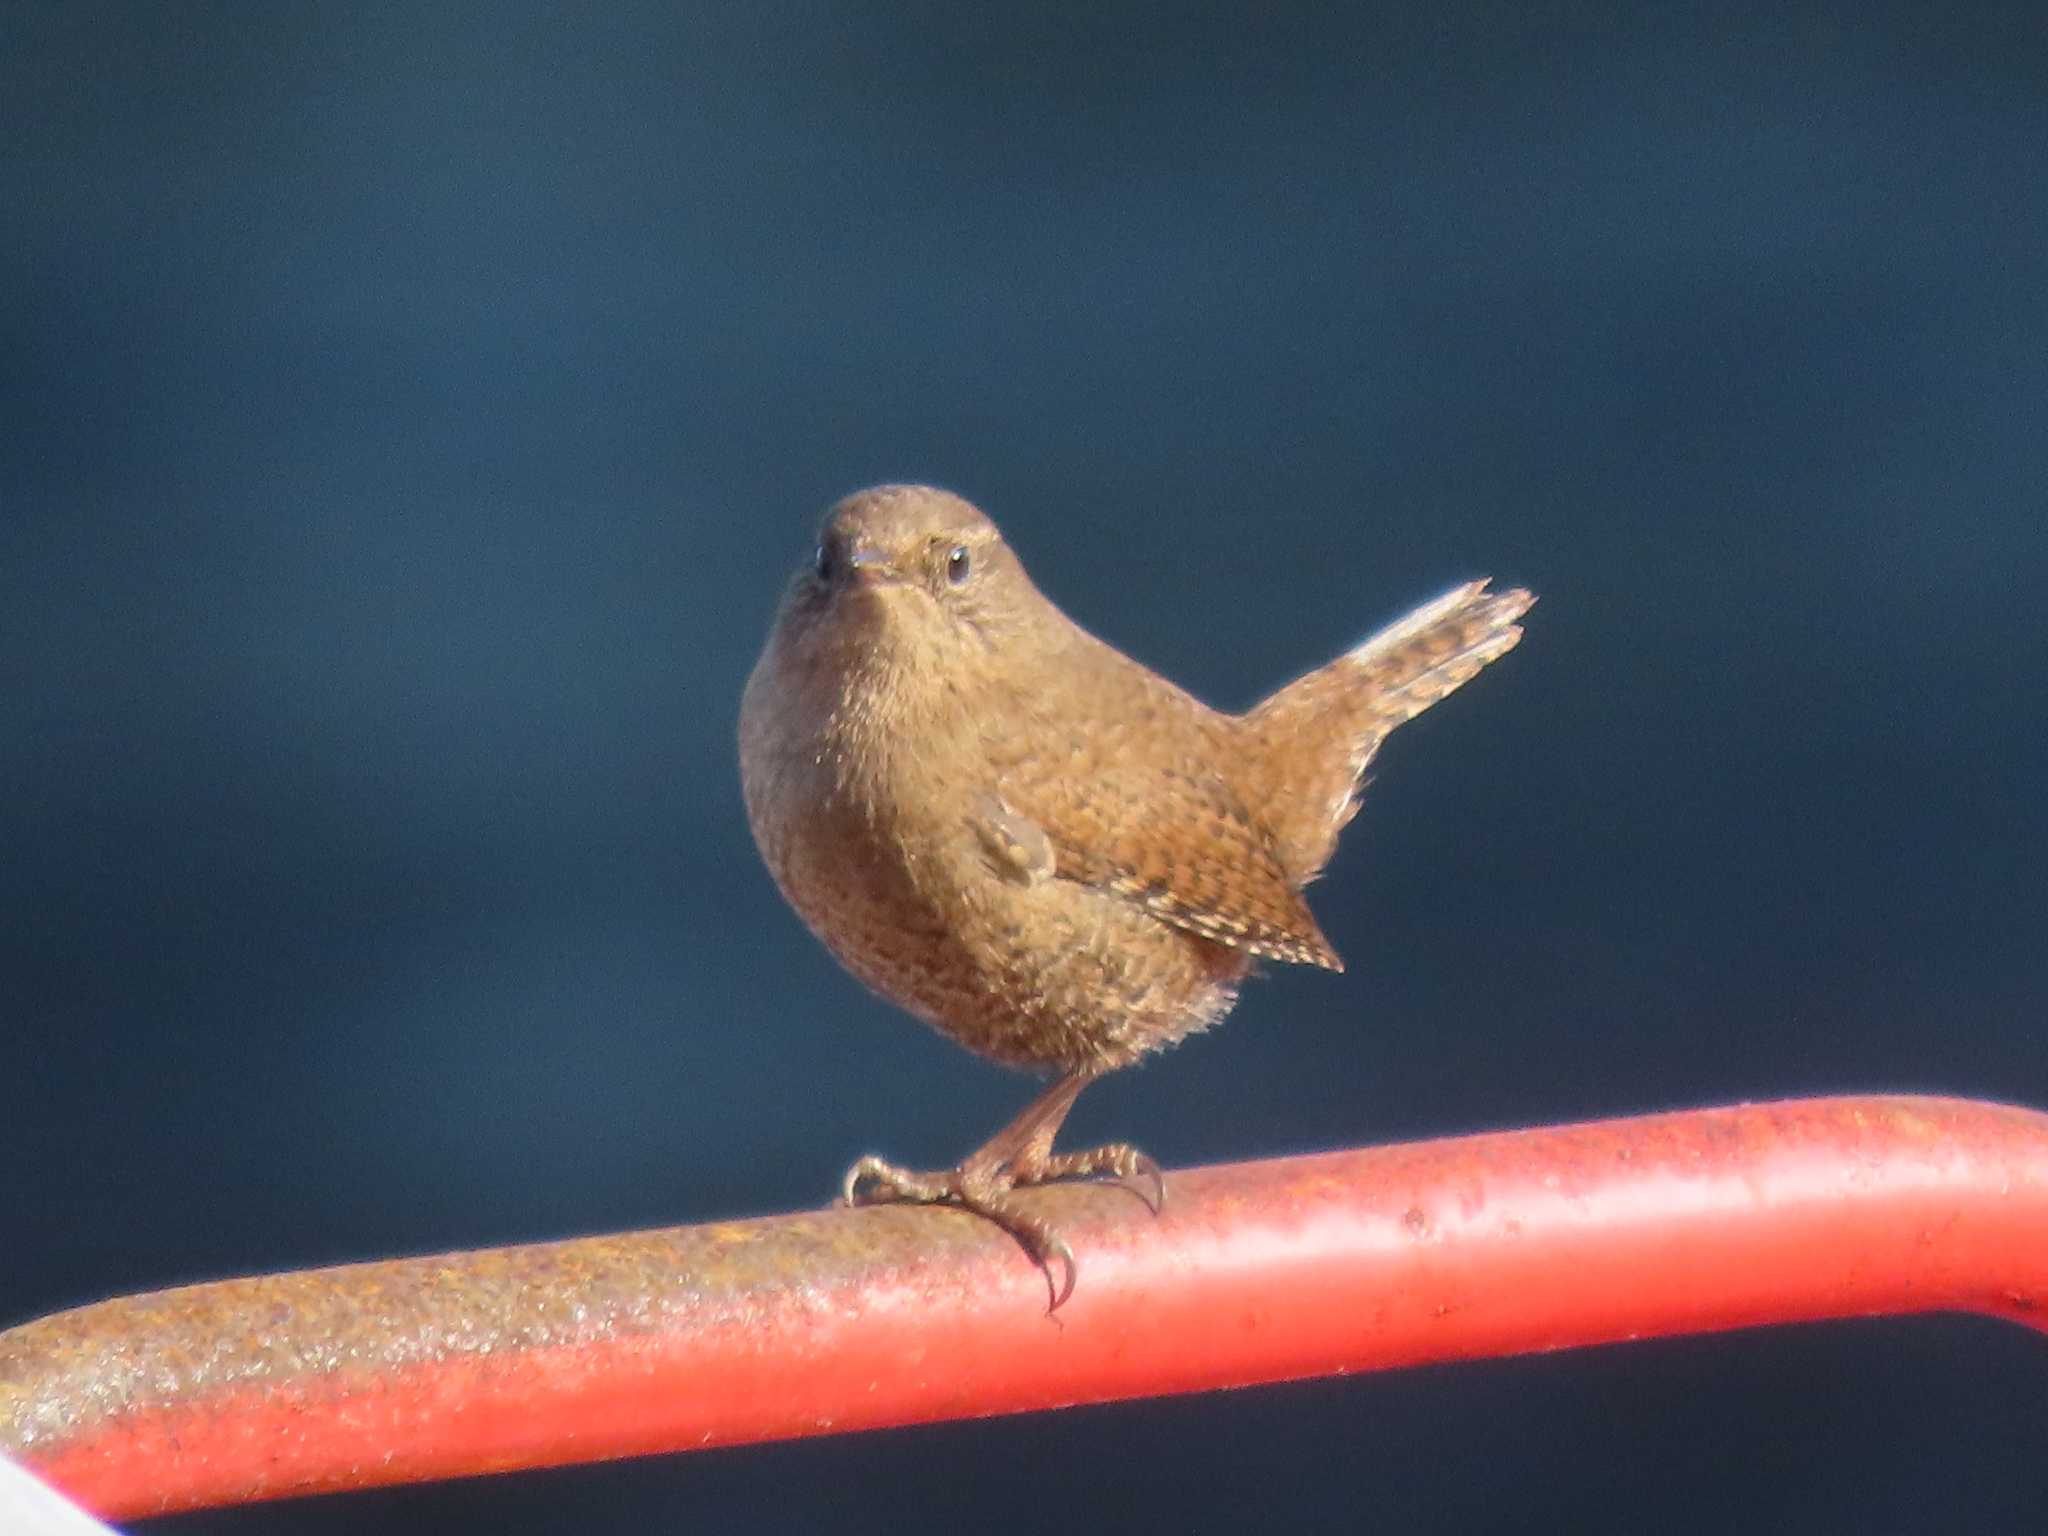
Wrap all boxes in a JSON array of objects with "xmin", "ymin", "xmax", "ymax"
[{"xmin": 798, "ymin": 836, "xmax": 1249, "ymax": 1073}]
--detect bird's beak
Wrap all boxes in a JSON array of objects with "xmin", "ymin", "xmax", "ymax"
[{"xmin": 846, "ymin": 544, "xmax": 900, "ymax": 583}]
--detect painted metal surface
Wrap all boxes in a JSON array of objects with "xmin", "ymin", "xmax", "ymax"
[{"xmin": 5, "ymin": 1095, "xmax": 2045, "ymax": 1519}]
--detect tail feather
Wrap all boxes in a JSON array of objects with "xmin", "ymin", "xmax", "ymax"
[{"xmin": 1239, "ymin": 580, "xmax": 1533, "ymax": 881}]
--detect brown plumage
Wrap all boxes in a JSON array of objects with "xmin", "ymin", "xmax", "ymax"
[{"xmin": 739, "ymin": 484, "xmax": 1532, "ymax": 1305}]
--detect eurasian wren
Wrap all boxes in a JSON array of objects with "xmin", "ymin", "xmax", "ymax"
[{"xmin": 739, "ymin": 484, "xmax": 1532, "ymax": 1305}]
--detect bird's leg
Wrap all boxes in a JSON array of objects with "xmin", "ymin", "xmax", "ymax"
[
  {"xmin": 841, "ymin": 1069, "xmax": 1163, "ymax": 1308},
  {"xmin": 997, "ymin": 1077, "xmax": 1164, "ymax": 1215}
]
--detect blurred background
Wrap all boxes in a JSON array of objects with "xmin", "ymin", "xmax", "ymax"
[{"xmin": 6, "ymin": 2, "xmax": 2046, "ymax": 1530}]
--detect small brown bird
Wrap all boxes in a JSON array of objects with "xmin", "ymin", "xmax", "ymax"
[{"xmin": 739, "ymin": 484, "xmax": 1531, "ymax": 1305}]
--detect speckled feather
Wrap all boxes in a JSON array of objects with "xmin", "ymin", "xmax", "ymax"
[
  {"xmin": 985, "ymin": 660, "xmax": 1341, "ymax": 971},
  {"xmin": 739, "ymin": 485, "xmax": 1531, "ymax": 1077},
  {"xmin": 1244, "ymin": 580, "xmax": 1537, "ymax": 883}
]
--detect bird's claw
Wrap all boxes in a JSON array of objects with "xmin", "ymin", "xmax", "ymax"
[
  {"xmin": 1032, "ymin": 1229, "xmax": 1078, "ymax": 1312},
  {"xmin": 1036, "ymin": 1141, "xmax": 1165, "ymax": 1214},
  {"xmin": 1127, "ymin": 1150, "xmax": 1166, "ymax": 1215}
]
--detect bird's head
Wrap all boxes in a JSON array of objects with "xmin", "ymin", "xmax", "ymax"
[{"xmin": 770, "ymin": 484, "xmax": 1051, "ymax": 679}]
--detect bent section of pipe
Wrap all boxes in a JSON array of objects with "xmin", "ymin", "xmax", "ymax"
[{"xmin": 5, "ymin": 1095, "xmax": 2046, "ymax": 1519}]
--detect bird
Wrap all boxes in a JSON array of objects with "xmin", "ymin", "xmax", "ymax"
[{"xmin": 739, "ymin": 484, "xmax": 1532, "ymax": 1306}]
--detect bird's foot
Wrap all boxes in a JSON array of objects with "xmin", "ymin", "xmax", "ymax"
[
  {"xmin": 839, "ymin": 1072, "xmax": 1163, "ymax": 1310},
  {"xmin": 842, "ymin": 1154, "xmax": 1080, "ymax": 1309}
]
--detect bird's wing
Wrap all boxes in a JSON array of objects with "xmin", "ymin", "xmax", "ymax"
[
  {"xmin": 967, "ymin": 793, "xmax": 1057, "ymax": 886},
  {"xmin": 991, "ymin": 756, "xmax": 1343, "ymax": 970}
]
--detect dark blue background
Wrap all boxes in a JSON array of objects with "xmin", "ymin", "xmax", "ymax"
[{"xmin": 7, "ymin": 4, "xmax": 2047, "ymax": 1530}]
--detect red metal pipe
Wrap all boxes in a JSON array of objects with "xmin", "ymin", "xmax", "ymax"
[{"xmin": 5, "ymin": 1094, "xmax": 2047, "ymax": 1520}]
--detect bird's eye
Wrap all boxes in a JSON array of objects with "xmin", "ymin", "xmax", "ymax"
[
  {"xmin": 814, "ymin": 540, "xmax": 836, "ymax": 583},
  {"xmin": 945, "ymin": 545, "xmax": 972, "ymax": 585}
]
